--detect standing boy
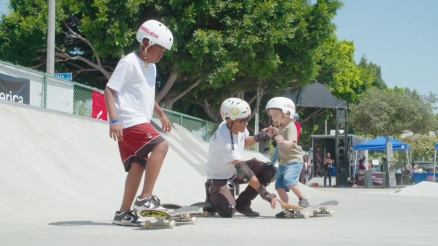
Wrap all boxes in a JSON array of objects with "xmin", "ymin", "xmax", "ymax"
[
  {"xmin": 105, "ymin": 20, "xmax": 174, "ymax": 226},
  {"xmin": 265, "ymin": 97, "xmax": 309, "ymax": 218}
]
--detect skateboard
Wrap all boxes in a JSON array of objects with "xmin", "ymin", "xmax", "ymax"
[
  {"xmin": 280, "ymin": 204, "xmax": 310, "ymax": 219},
  {"xmin": 161, "ymin": 202, "xmax": 213, "ymax": 217},
  {"xmin": 161, "ymin": 201, "xmax": 212, "ymax": 210},
  {"xmin": 308, "ymin": 200, "xmax": 339, "ymax": 217},
  {"xmin": 140, "ymin": 206, "xmax": 199, "ymax": 229}
]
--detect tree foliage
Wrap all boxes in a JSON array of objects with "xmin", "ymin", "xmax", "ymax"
[
  {"xmin": 401, "ymin": 134, "xmax": 438, "ymax": 161},
  {"xmin": 349, "ymin": 87, "xmax": 438, "ymax": 137},
  {"xmin": 0, "ymin": 0, "xmax": 344, "ymax": 113}
]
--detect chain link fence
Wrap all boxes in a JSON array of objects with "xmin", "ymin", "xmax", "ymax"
[{"xmin": 0, "ymin": 61, "xmax": 218, "ymax": 141}]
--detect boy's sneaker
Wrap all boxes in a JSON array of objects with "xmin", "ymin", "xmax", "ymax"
[
  {"xmin": 133, "ymin": 195, "xmax": 167, "ymax": 211},
  {"xmin": 236, "ymin": 201, "xmax": 260, "ymax": 217},
  {"xmin": 236, "ymin": 205, "xmax": 260, "ymax": 217},
  {"xmin": 299, "ymin": 198, "xmax": 309, "ymax": 208},
  {"xmin": 112, "ymin": 209, "xmax": 142, "ymax": 226}
]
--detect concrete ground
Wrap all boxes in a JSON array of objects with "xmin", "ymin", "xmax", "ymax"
[{"xmin": 1, "ymin": 100, "xmax": 437, "ymax": 246}]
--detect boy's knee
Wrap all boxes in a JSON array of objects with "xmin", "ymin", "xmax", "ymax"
[
  {"xmin": 156, "ymin": 140, "xmax": 169, "ymax": 153},
  {"xmin": 216, "ymin": 204, "xmax": 236, "ymax": 218}
]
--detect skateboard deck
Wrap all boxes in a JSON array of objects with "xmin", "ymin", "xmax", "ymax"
[
  {"xmin": 161, "ymin": 202, "xmax": 213, "ymax": 217},
  {"xmin": 140, "ymin": 206, "xmax": 199, "ymax": 229},
  {"xmin": 161, "ymin": 202, "xmax": 212, "ymax": 210},
  {"xmin": 307, "ymin": 200, "xmax": 339, "ymax": 217},
  {"xmin": 280, "ymin": 204, "xmax": 310, "ymax": 219}
]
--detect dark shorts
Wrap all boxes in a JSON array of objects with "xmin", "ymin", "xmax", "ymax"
[{"xmin": 118, "ymin": 122, "xmax": 165, "ymax": 172}]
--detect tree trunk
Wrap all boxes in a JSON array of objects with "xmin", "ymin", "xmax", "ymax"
[
  {"xmin": 200, "ymin": 99, "xmax": 221, "ymax": 123},
  {"xmin": 156, "ymin": 70, "xmax": 178, "ymax": 103},
  {"xmin": 161, "ymin": 79, "xmax": 202, "ymax": 110}
]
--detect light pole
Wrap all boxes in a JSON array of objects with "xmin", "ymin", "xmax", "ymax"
[
  {"xmin": 254, "ymin": 87, "xmax": 260, "ymax": 152},
  {"xmin": 46, "ymin": 0, "xmax": 55, "ymax": 74}
]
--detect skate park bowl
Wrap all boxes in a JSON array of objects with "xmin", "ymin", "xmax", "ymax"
[{"xmin": 0, "ymin": 99, "xmax": 437, "ymax": 246}]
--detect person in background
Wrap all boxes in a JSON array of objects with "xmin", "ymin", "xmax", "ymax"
[
  {"xmin": 323, "ymin": 153, "xmax": 334, "ymax": 187},
  {"xmin": 262, "ymin": 147, "xmax": 271, "ymax": 161},
  {"xmin": 303, "ymin": 155, "xmax": 310, "ymax": 185},
  {"xmin": 358, "ymin": 156, "xmax": 366, "ymax": 170},
  {"xmin": 314, "ymin": 145, "xmax": 323, "ymax": 177},
  {"xmin": 292, "ymin": 113, "xmax": 301, "ymax": 142}
]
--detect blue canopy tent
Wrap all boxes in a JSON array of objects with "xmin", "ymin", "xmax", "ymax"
[
  {"xmin": 352, "ymin": 136, "xmax": 411, "ymax": 185},
  {"xmin": 354, "ymin": 136, "xmax": 410, "ymax": 151}
]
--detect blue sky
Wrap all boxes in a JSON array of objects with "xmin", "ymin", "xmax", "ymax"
[
  {"xmin": 333, "ymin": 0, "xmax": 438, "ymax": 104},
  {"xmin": 1, "ymin": 1, "xmax": 437, "ymax": 103}
]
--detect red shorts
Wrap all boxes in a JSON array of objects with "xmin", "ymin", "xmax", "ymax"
[{"xmin": 118, "ymin": 122, "xmax": 165, "ymax": 172}]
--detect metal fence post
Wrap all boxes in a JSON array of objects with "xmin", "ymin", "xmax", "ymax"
[
  {"xmin": 43, "ymin": 74, "xmax": 47, "ymax": 108},
  {"xmin": 205, "ymin": 122, "xmax": 209, "ymax": 142}
]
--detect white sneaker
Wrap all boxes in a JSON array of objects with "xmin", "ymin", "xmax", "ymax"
[
  {"xmin": 133, "ymin": 195, "xmax": 167, "ymax": 211},
  {"xmin": 112, "ymin": 209, "xmax": 143, "ymax": 226}
]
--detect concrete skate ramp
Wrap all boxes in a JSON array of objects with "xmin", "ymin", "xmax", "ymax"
[
  {"xmin": 0, "ymin": 100, "xmax": 323, "ymax": 225},
  {"xmin": 395, "ymin": 181, "xmax": 438, "ymax": 198}
]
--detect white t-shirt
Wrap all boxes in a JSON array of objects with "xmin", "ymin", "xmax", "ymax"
[
  {"xmin": 106, "ymin": 52, "xmax": 156, "ymax": 129},
  {"xmin": 206, "ymin": 121, "xmax": 249, "ymax": 179}
]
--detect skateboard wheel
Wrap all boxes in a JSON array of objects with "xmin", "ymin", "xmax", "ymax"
[
  {"xmin": 329, "ymin": 211, "xmax": 335, "ymax": 217},
  {"xmin": 184, "ymin": 213, "xmax": 190, "ymax": 220},
  {"xmin": 169, "ymin": 221, "xmax": 176, "ymax": 229},
  {"xmin": 145, "ymin": 220, "xmax": 151, "ymax": 229},
  {"xmin": 303, "ymin": 213, "xmax": 310, "ymax": 219},
  {"xmin": 203, "ymin": 211, "xmax": 208, "ymax": 217},
  {"xmin": 313, "ymin": 210, "xmax": 317, "ymax": 217},
  {"xmin": 191, "ymin": 217, "xmax": 196, "ymax": 225},
  {"xmin": 285, "ymin": 211, "xmax": 292, "ymax": 218}
]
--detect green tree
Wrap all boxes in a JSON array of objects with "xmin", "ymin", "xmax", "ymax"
[
  {"xmin": 0, "ymin": 0, "xmax": 343, "ymax": 113},
  {"xmin": 349, "ymin": 87, "xmax": 438, "ymax": 136},
  {"xmin": 157, "ymin": 0, "xmax": 343, "ymax": 118},
  {"xmin": 0, "ymin": 0, "xmax": 146, "ymax": 86},
  {"xmin": 401, "ymin": 134, "xmax": 438, "ymax": 161}
]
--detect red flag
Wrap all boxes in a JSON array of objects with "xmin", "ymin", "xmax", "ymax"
[{"xmin": 92, "ymin": 90, "xmax": 108, "ymax": 121}]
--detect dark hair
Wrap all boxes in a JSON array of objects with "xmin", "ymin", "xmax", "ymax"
[{"xmin": 264, "ymin": 148, "xmax": 270, "ymax": 151}]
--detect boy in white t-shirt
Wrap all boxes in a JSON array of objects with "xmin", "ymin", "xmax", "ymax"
[
  {"xmin": 104, "ymin": 20, "xmax": 173, "ymax": 226},
  {"xmin": 265, "ymin": 97, "xmax": 309, "ymax": 218},
  {"xmin": 204, "ymin": 98, "xmax": 282, "ymax": 218}
]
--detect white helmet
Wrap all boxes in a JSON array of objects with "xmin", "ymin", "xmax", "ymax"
[
  {"xmin": 136, "ymin": 20, "xmax": 174, "ymax": 50},
  {"xmin": 265, "ymin": 97, "xmax": 296, "ymax": 119},
  {"xmin": 220, "ymin": 98, "xmax": 252, "ymax": 121}
]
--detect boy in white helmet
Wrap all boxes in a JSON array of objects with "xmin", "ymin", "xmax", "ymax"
[
  {"xmin": 104, "ymin": 20, "xmax": 174, "ymax": 226},
  {"xmin": 265, "ymin": 97, "xmax": 309, "ymax": 218},
  {"xmin": 204, "ymin": 98, "xmax": 282, "ymax": 218}
]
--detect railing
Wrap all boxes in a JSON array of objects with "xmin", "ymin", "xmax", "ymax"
[{"xmin": 0, "ymin": 60, "xmax": 218, "ymax": 141}]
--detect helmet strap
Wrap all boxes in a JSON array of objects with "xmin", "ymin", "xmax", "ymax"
[
  {"xmin": 227, "ymin": 120, "xmax": 235, "ymax": 150},
  {"xmin": 143, "ymin": 44, "xmax": 152, "ymax": 70}
]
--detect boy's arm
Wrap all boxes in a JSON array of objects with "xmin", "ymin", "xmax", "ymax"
[
  {"xmin": 154, "ymin": 101, "xmax": 171, "ymax": 133},
  {"xmin": 244, "ymin": 126, "xmax": 274, "ymax": 147},
  {"xmin": 275, "ymin": 125, "xmax": 298, "ymax": 149},
  {"xmin": 104, "ymin": 87, "xmax": 123, "ymax": 141},
  {"xmin": 244, "ymin": 136, "xmax": 256, "ymax": 147}
]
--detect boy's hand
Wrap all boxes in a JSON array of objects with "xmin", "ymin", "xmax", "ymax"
[
  {"xmin": 274, "ymin": 135, "xmax": 284, "ymax": 143},
  {"xmin": 270, "ymin": 198, "xmax": 285, "ymax": 209},
  {"xmin": 261, "ymin": 126, "xmax": 278, "ymax": 137},
  {"xmin": 159, "ymin": 114, "xmax": 172, "ymax": 133},
  {"xmin": 109, "ymin": 122, "xmax": 123, "ymax": 141}
]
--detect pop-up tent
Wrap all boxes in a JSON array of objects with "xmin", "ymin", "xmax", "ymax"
[
  {"xmin": 354, "ymin": 136, "xmax": 410, "ymax": 151},
  {"xmin": 352, "ymin": 136, "xmax": 411, "ymax": 185}
]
